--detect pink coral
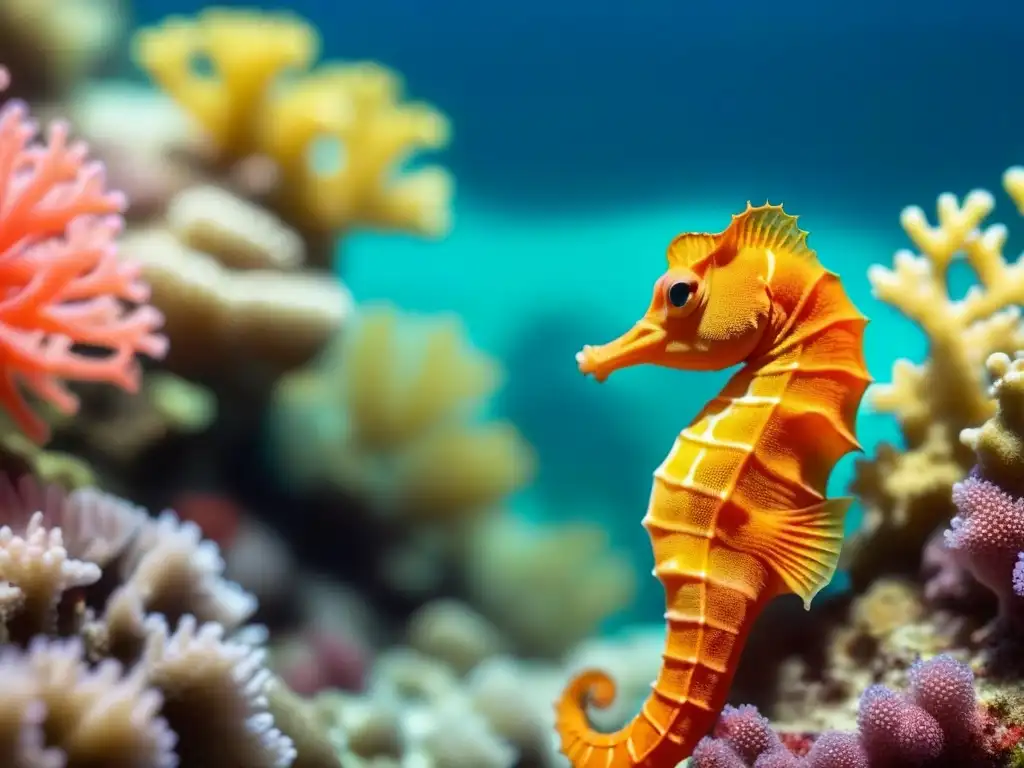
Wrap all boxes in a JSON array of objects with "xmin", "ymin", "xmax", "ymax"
[{"xmin": 0, "ymin": 67, "xmax": 167, "ymax": 441}]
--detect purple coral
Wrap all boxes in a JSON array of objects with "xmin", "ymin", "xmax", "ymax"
[
  {"xmin": 803, "ymin": 732, "xmax": 868, "ymax": 767},
  {"xmin": 691, "ymin": 656, "xmax": 986, "ymax": 768},
  {"xmin": 718, "ymin": 705, "xmax": 784, "ymax": 762},
  {"xmin": 945, "ymin": 472, "xmax": 1024, "ymax": 627},
  {"xmin": 906, "ymin": 654, "xmax": 978, "ymax": 746},
  {"xmin": 857, "ymin": 685, "xmax": 943, "ymax": 763},
  {"xmin": 1013, "ymin": 552, "xmax": 1024, "ymax": 597}
]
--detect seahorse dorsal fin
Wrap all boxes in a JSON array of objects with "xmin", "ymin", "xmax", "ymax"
[
  {"xmin": 666, "ymin": 232, "xmax": 718, "ymax": 269},
  {"xmin": 720, "ymin": 201, "xmax": 818, "ymax": 264},
  {"xmin": 666, "ymin": 202, "xmax": 816, "ymax": 271}
]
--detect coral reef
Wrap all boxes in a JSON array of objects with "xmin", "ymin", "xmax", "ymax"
[
  {"xmin": 692, "ymin": 655, "xmax": 995, "ymax": 767},
  {"xmin": 0, "ymin": 476, "xmax": 337, "ymax": 767},
  {"xmin": 845, "ymin": 167, "xmax": 1024, "ymax": 590}
]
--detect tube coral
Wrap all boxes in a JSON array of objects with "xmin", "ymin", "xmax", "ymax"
[{"xmin": 0, "ymin": 67, "xmax": 167, "ymax": 443}]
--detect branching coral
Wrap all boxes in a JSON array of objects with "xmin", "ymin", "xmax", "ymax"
[
  {"xmin": 0, "ymin": 474, "xmax": 338, "ymax": 767},
  {"xmin": 132, "ymin": 7, "xmax": 453, "ymax": 263},
  {"xmin": 692, "ymin": 655, "xmax": 994, "ymax": 767},
  {"xmin": 845, "ymin": 167, "xmax": 1024, "ymax": 589},
  {"xmin": 0, "ymin": 68, "xmax": 168, "ymax": 444}
]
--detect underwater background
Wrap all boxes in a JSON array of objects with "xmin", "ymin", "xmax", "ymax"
[
  {"xmin": 143, "ymin": 0, "xmax": 1023, "ymax": 620},
  {"xmin": 1, "ymin": 0, "xmax": 1024, "ymax": 765}
]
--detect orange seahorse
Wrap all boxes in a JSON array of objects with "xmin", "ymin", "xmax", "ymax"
[{"xmin": 555, "ymin": 203, "xmax": 871, "ymax": 767}]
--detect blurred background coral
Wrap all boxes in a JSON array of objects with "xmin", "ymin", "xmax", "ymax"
[{"xmin": 0, "ymin": 0, "xmax": 1022, "ymax": 766}]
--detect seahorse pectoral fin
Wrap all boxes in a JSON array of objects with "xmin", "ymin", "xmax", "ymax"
[{"xmin": 744, "ymin": 497, "xmax": 852, "ymax": 610}]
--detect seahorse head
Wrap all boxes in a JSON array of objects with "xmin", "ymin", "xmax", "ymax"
[{"xmin": 577, "ymin": 203, "xmax": 814, "ymax": 381}]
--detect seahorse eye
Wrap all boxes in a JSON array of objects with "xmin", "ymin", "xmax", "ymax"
[{"xmin": 668, "ymin": 280, "xmax": 692, "ymax": 308}]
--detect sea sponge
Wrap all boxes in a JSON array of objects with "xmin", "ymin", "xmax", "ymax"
[
  {"xmin": 132, "ymin": 8, "xmax": 453, "ymax": 261},
  {"xmin": 0, "ymin": 474, "xmax": 337, "ymax": 767},
  {"xmin": 845, "ymin": 168, "xmax": 1024, "ymax": 589},
  {"xmin": 270, "ymin": 304, "xmax": 534, "ymax": 525}
]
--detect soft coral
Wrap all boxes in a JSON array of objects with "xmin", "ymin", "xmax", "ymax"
[
  {"xmin": 0, "ymin": 67, "xmax": 166, "ymax": 441},
  {"xmin": 692, "ymin": 655, "xmax": 992, "ymax": 768}
]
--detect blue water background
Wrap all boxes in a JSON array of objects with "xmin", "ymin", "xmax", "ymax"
[{"xmin": 139, "ymin": 0, "xmax": 1022, "ymax": 623}]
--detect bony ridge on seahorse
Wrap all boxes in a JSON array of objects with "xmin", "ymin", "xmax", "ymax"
[{"xmin": 554, "ymin": 203, "xmax": 871, "ymax": 768}]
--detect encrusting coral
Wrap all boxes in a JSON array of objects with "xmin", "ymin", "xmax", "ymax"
[
  {"xmin": 0, "ymin": 474, "xmax": 340, "ymax": 768},
  {"xmin": 845, "ymin": 167, "xmax": 1024, "ymax": 590},
  {"xmin": 118, "ymin": 191, "xmax": 353, "ymax": 377},
  {"xmin": 132, "ymin": 7, "xmax": 453, "ymax": 266}
]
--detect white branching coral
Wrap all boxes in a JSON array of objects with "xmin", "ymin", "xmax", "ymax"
[
  {"xmin": 122, "ymin": 510, "xmax": 257, "ymax": 630},
  {"xmin": 144, "ymin": 616, "xmax": 297, "ymax": 768},
  {"xmin": 0, "ymin": 476, "xmax": 316, "ymax": 768},
  {"xmin": 0, "ymin": 475, "xmax": 144, "ymax": 567},
  {"xmin": 0, "ymin": 637, "xmax": 179, "ymax": 767},
  {"xmin": 0, "ymin": 513, "xmax": 100, "ymax": 641}
]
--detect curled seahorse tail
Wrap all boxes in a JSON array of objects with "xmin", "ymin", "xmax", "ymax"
[
  {"xmin": 556, "ymin": 669, "xmax": 693, "ymax": 768},
  {"xmin": 554, "ymin": 669, "xmax": 635, "ymax": 767}
]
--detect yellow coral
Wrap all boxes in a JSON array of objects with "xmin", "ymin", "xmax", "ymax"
[
  {"xmin": 270, "ymin": 305, "xmax": 534, "ymax": 524},
  {"xmin": 845, "ymin": 168, "xmax": 1024, "ymax": 588},
  {"xmin": 962, "ymin": 351, "xmax": 1024, "ymax": 496},
  {"xmin": 463, "ymin": 514, "xmax": 635, "ymax": 658},
  {"xmin": 133, "ymin": 8, "xmax": 318, "ymax": 164},
  {"xmin": 133, "ymin": 8, "xmax": 453, "ymax": 247}
]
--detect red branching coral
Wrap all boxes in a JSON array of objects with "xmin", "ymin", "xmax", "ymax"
[
  {"xmin": 691, "ymin": 656, "xmax": 991, "ymax": 768},
  {"xmin": 0, "ymin": 67, "xmax": 167, "ymax": 442}
]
